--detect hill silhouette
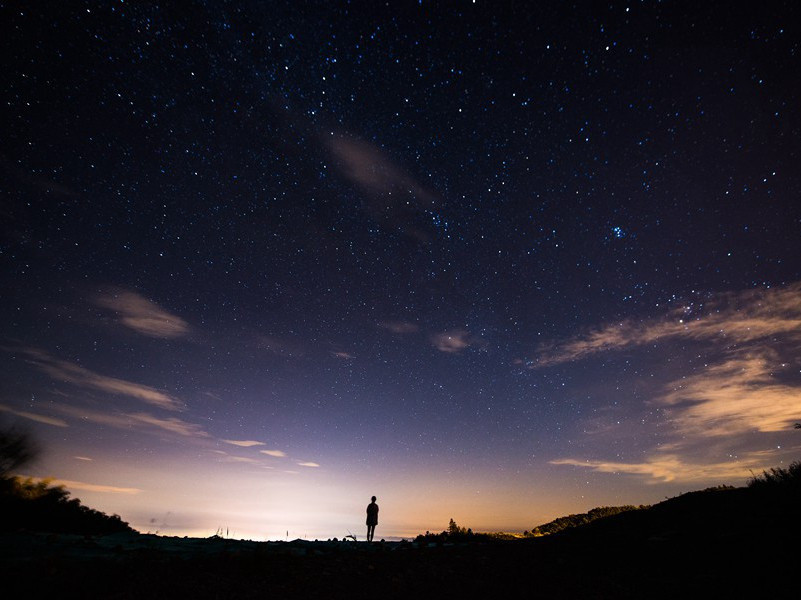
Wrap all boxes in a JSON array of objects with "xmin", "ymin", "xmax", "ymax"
[{"xmin": 1, "ymin": 461, "xmax": 798, "ymax": 598}]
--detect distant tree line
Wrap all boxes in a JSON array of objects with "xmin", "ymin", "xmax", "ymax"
[{"xmin": 525, "ymin": 505, "xmax": 648, "ymax": 537}]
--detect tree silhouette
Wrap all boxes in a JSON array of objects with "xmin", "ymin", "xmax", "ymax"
[{"xmin": 0, "ymin": 425, "xmax": 38, "ymax": 479}]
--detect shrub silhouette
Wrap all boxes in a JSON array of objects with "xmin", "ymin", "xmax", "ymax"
[
  {"xmin": 0, "ymin": 425, "xmax": 38, "ymax": 478},
  {"xmin": 0, "ymin": 476, "xmax": 134, "ymax": 534},
  {"xmin": 747, "ymin": 461, "xmax": 801, "ymax": 490}
]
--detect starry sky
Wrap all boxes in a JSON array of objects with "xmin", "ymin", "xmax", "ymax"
[{"xmin": 2, "ymin": 1, "xmax": 801, "ymax": 540}]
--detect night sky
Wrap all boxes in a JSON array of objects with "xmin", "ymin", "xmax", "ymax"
[{"xmin": 3, "ymin": 1, "xmax": 801, "ymax": 540}]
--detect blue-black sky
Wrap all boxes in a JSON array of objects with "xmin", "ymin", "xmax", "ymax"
[{"xmin": 2, "ymin": 1, "xmax": 801, "ymax": 539}]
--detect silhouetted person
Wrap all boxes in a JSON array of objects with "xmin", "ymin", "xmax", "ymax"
[{"xmin": 366, "ymin": 495, "xmax": 379, "ymax": 542}]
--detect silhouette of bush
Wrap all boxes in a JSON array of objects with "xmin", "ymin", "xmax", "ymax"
[{"xmin": 747, "ymin": 461, "xmax": 801, "ymax": 490}]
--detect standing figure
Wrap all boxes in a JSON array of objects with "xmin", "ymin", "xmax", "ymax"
[{"xmin": 366, "ymin": 495, "xmax": 379, "ymax": 542}]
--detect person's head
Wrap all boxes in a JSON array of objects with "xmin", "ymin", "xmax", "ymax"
[{"xmin": 371, "ymin": 496, "xmax": 376, "ymax": 502}]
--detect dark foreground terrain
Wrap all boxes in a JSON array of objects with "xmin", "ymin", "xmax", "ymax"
[{"xmin": 3, "ymin": 483, "xmax": 800, "ymax": 599}]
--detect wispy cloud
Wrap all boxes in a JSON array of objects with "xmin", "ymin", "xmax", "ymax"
[
  {"xmin": 23, "ymin": 476, "xmax": 141, "ymax": 494},
  {"xmin": 531, "ymin": 283, "xmax": 801, "ymax": 368},
  {"xmin": 94, "ymin": 288, "xmax": 190, "ymax": 338},
  {"xmin": 378, "ymin": 320, "xmax": 419, "ymax": 334},
  {"xmin": 548, "ymin": 282, "xmax": 801, "ymax": 484},
  {"xmin": 431, "ymin": 329, "xmax": 472, "ymax": 353},
  {"xmin": 22, "ymin": 348, "xmax": 182, "ymax": 411},
  {"xmin": 126, "ymin": 412, "xmax": 211, "ymax": 438},
  {"xmin": 297, "ymin": 461, "xmax": 320, "ymax": 468},
  {"xmin": 221, "ymin": 439, "xmax": 266, "ymax": 447},
  {"xmin": 0, "ymin": 403, "xmax": 68, "ymax": 427},
  {"xmin": 658, "ymin": 353, "xmax": 801, "ymax": 438},
  {"xmin": 74, "ymin": 456, "xmax": 93, "ymax": 461},
  {"xmin": 328, "ymin": 134, "xmax": 437, "ymax": 240},
  {"xmin": 260, "ymin": 450, "xmax": 287, "ymax": 458},
  {"xmin": 53, "ymin": 404, "xmax": 210, "ymax": 439},
  {"xmin": 259, "ymin": 450, "xmax": 286, "ymax": 458},
  {"xmin": 551, "ymin": 451, "xmax": 774, "ymax": 484}
]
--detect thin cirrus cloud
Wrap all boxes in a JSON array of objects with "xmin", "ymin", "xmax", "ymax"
[
  {"xmin": 297, "ymin": 461, "xmax": 320, "ymax": 468},
  {"xmin": 530, "ymin": 282, "xmax": 801, "ymax": 368},
  {"xmin": 23, "ymin": 476, "xmax": 141, "ymax": 495},
  {"xmin": 94, "ymin": 288, "xmax": 190, "ymax": 339},
  {"xmin": 327, "ymin": 134, "xmax": 437, "ymax": 240},
  {"xmin": 21, "ymin": 347, "xmax": 183, "ymax": 411},
  {"xmin": 52, "ymin": 404, "xmax": 210, "ymax": 439},
  {"xmin": 260, "ymin": 450, "xmax": 287, "ymax": 458},
  {"xmin": 378, "ymin": 320, "xmax": 420, "ymax": 334},
  {"xmin": 221, "ymin": 440, "xmax": 266, "ymax": 448},
  {"xmin": 431, "ymin": 329, "xmax": 472, "ymax": 353},
  {"xmin": 0, "ymin": 403, "xmax": 68, "ymax": 427},
  {"xmin": 550, "ymin": 451, "xmax": 776, "ymax": 484}
]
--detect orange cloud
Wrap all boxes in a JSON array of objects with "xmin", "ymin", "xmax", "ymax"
[
  {"xmin": 23, "ymin": 476, "xmax": 141, "ymax": 494},
  {"xmin": 658, "ymin": 353, "xmax": 801, "ymax": 437},
  {"xmin": 260, "ymin": 450, "xmax": 287, "ymax": 457},
  {"xmin": 221, "ymin": 439, "xmax": 266, "ymax": 447},
  {"xmin": 551, "ymin": 452, "xmax": 772, "ymax": 484}
]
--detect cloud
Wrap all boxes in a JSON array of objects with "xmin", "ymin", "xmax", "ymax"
[
  {"xmin": 126, "ymin": 412, "xmax": 211, "ymax": 438},
  {"xmin": 431, "ymin": 329, "xmax": 472, "ymax": 353},
  {"xmin": 531, "ymin": 283, "xmax": 801, "ymax": 367},
  {"xmin": 378, "ymin": 320, "xmax": 419, "ymax": 334},
  {"xmin": 22, "ymin": 348, "xmax": 183, "ymax": 411},
  {"xmin": 658, "ymin": 353, "xmax": 801, "ymax": 438},
  {"xmin": 218, "ymin": 455, "xmax": 260, "ymax": 464},
  {"xmin": 53, "ymin": 404, "xmax": 210, "ymax": 439},
  {"xmin": 74, "ymin": 456, "xmax": 93, "ymax": 461},
  {"xmin": 550, "ymin": 452, "xmax": 771, "ymax": 484},
  {"xmin": 0, "ymin": 403, "xmax": 68, "ymax": 427},
  {"xmin": 221, "ymin": 439, "xmax": 266, "ymax": 447},
  {"xmin": 23, "ymin": 476, "xmax": 141, "ymax": 494},
  {"xmin": 547, "ymin": 282, "xmax": 801, "ymax": 485},
  {"xmin": 260, "ymin": 450, "xmax": 287, "ymax": 458},
  {"xmin": 94, "ymin": 288, "xmax": 190, "ymax": 338},
  {"xmin": 297, "ymin": 461, "xmax": 320, "ymax": 468},
  {"xmin": 328, "ymin": 134, "xmax": 437, "ymax": 240}
]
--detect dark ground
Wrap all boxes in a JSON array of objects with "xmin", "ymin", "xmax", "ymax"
[{"xmin": 3, "ymin": 485, "xmax": 798, "ymax": 599}]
